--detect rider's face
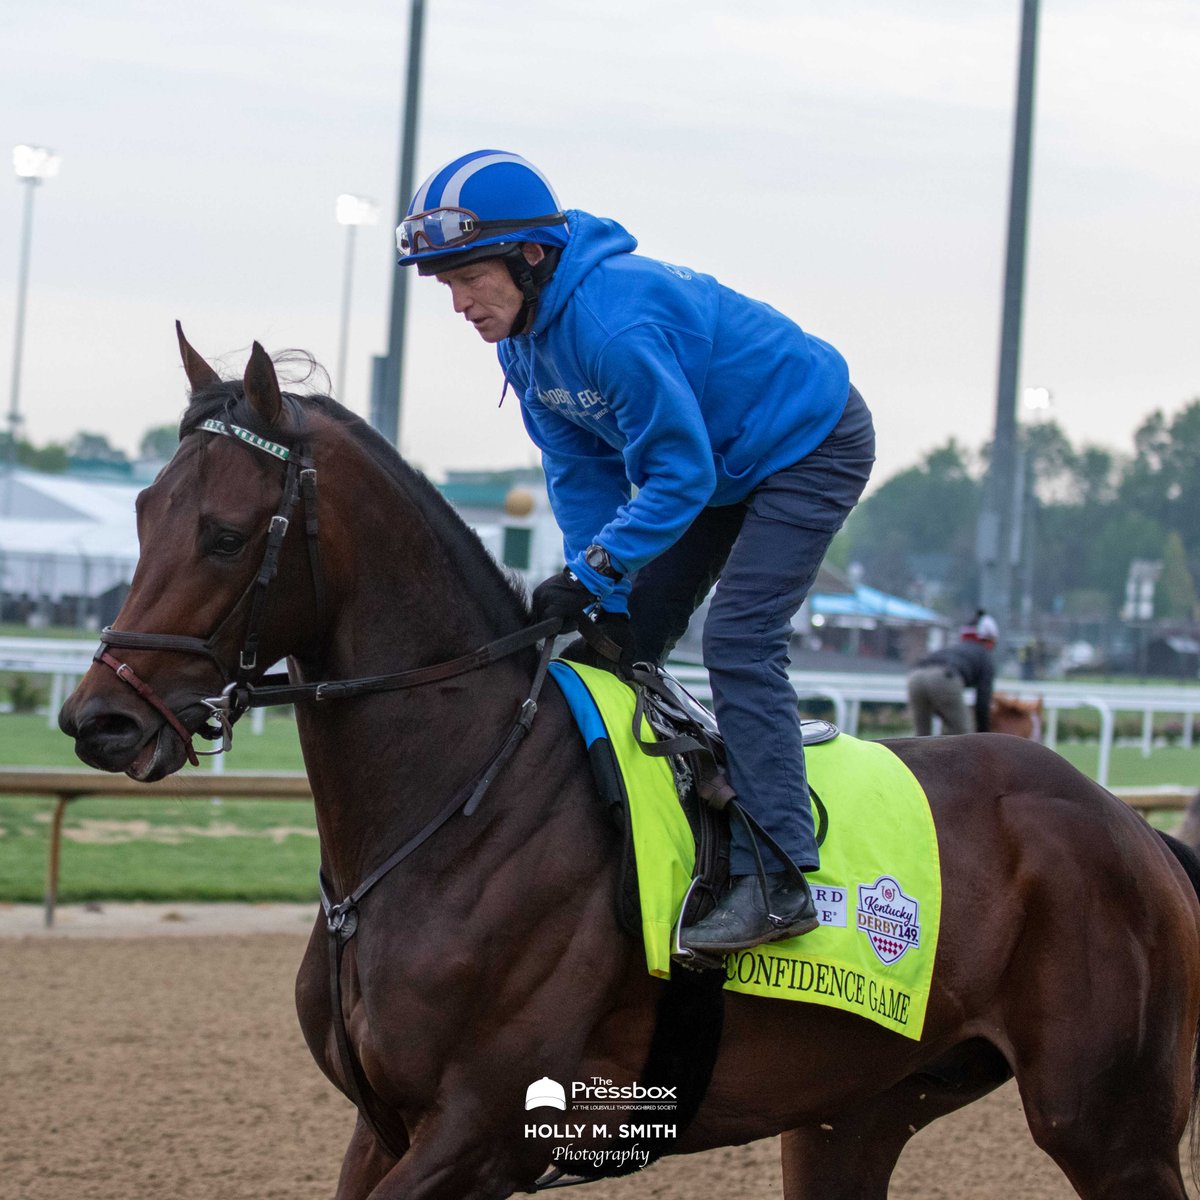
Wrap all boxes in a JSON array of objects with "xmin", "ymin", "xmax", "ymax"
[{"xmin": 435, "ymin": 245, "xmax": 545, "ymax": 344}]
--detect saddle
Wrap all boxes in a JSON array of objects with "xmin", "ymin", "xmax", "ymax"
[{"xmin": 598, "ymin": 659, "xmax": 837, "ymax": 971}]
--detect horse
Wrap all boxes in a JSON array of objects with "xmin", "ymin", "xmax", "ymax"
[
  {"xmin": 989, "ymin": 693, "xmax": 1045, "ymax": 740},
  {"xmin": 59, "ymin": 330, "xmax": 1200, "ymax": 1200}
]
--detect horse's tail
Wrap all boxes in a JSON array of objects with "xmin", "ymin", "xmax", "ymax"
[{"xmin": 1155, "ymin": 829, "xmax": 1200, "ymax": 1179}]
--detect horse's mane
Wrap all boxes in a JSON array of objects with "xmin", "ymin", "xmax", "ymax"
[{"xmin": 178, "ymin": 371, "xmax": 532, "ymax": 633}]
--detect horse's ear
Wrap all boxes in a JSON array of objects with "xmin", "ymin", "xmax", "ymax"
[
  {"xmin": 175, "ymin": 321, "xmax": 221, "ymax": 393},
  {"xmin": 243, "ymin": 341, "xmax": 282, "ymax": 426}
]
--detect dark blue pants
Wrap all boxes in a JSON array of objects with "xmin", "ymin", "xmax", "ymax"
[{"xmin": 628, "ymin": 386, "xmax": 875, "ymax": 874}]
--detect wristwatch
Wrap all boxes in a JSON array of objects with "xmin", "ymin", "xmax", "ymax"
[{"xmin": 584, "ymin": 543, "xmax": 622, "ymax": 581}]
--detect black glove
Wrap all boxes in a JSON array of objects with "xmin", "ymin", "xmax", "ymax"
[
  {"xmin": 530, "ymin": 569, "xmax": 597, "ymax": 631},
  {"xmin": 562, "ymin": 611, "xmax": 637, "ymax": 678}
]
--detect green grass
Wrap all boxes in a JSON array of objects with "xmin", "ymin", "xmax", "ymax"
[
  {"xmin": 0, "ymin": 622, "xmax": 91, "ymax": 639},
  {"xmin": 0, "ymin": 794, "xmax": 319, "ymax": 903},
  {"xmin": 1, "ymin": 711, "xmax": 315, "ymax": 903},
  {"xmin": 3, "ymin": 707, "xmax": 1199, "ymax": 905},
  {"xmin": 0, "ymin": 711, "xmax": 306, "ymax": 770},
  {"xmin": 1054, "ymin": 743, "xmax": 1200, "ymax": 789}
]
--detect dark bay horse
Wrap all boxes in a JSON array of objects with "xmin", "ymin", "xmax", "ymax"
[{"xmin": 60, "ymin": 332, "xmax": 1200, "ymax": 1199}]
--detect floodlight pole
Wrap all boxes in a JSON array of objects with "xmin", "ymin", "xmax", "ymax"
[
  {"xmin": 334, "ymin": 194, "xmax": 379, "ymax": 401},
  {"xmin": 336, "ymin": 221, "xmax": 358, "ymax": 400},
  {"xmin": 6, "ymin": 145, "xmax": 60, "ymax": 516},
  {"xmin": 7, "ymin": 177, "xmax": 39, "ymax": 470},
  {"xmin": 976, "ymin": 0, "xmax": 1040, "ymax": 642},
  {"xmin": 377, "ymin": 0, "xmax": 426, "ymax": 447}
]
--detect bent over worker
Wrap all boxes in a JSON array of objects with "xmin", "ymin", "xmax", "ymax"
[
  {"xmin": 907, "ymin": 613, "xmax": 998, "ymax": 736},
  {"xmin": 397, "ymin": 149, "xmax": 875, "ymax": 955}
]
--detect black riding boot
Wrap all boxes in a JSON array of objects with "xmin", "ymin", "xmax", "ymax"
[{"xmin": 679, "ymin": 872, "xmax": 819, "ymax": 955}]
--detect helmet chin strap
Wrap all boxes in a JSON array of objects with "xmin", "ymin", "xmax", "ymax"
[{"xmin": 504, "ymin": 246, "xmax": 560, "ymax": 337}]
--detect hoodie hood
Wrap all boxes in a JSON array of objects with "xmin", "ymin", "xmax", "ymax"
[{"xmin": 528, "ymin": 210, "xmax": 637, "ymax": 335}]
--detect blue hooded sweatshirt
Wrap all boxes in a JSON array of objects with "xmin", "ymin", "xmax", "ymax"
[{"xmin": 497, "ymin": 210, "xmax": 850, "ymax": 608}]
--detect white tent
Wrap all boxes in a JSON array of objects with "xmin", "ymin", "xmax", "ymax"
[{"xmin": 0, "ymin": 469, "xmax": 141, "ymax": 608}]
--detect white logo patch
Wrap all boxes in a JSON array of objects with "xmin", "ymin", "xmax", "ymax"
[
  {"xmin": 810, "ymin": 883, "xmax": 848, "ymax": 927},
  {"xmin": 857, "ymin": 875, "xmax": 920, "ymax": 964}
]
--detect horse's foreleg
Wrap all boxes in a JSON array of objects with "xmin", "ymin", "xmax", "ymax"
[
  {"xmin": 334, "ymin": 1116, "xmax": 404, "ymax": 1200},
  {"xmin": 345, "ymin": 1126, "xmax": 521, "ymax": 1200}
]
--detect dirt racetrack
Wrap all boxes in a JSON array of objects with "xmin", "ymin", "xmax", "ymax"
[{"xmin": 3, "ymin": 906, "xmax": 1196, "ymax": 1200}]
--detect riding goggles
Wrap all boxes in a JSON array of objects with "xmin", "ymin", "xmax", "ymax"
[{"xmin": 396, "ymin": 207, "xmax": 567, "ymax": 256}]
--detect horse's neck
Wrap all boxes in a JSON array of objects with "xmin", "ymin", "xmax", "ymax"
[{"xmin": 292, "ymin": 483, "xmax": 535, "ymax": 892}]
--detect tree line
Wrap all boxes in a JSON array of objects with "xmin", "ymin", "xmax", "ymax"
[
  {"xmin": 9, "ymin": 402, "xmax": 1200, "ymax": 627},
  {"xmin": 831, "ymin": 398, "xmax": 1200, "ymax": 624},
  {"xmin": 2, "ymin": 425, "xmax": 179, "ymax": 473}
]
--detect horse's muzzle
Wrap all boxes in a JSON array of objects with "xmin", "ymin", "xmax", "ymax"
[{"xmin": 59, "ymin": 693, "xmax": 190, "ymax": 781}]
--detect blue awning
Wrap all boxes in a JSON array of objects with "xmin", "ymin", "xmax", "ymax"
[{"xmin": 809, "ymin": 584, "xmax": 944, "ymax": 625}]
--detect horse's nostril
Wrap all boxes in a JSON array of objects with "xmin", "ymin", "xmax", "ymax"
[{"xmin": 78, "ymin": 711, "xmax": 144, "ymax": 749}]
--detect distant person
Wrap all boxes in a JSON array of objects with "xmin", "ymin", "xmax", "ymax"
[
  {"xmin": 396, "ymin": 149, "xmax": 875, "ymax": 955},
  {"xmin": 907, "ymin": 613, "xmax": 998, "ymax": 735}
]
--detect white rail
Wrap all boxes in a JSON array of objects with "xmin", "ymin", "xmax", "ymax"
[
  {"xmin": 5, "ymin": 638, "xmax": 1200, "ymax": 788},
  {"xmin": 666, "ymin": 664, "xmax": 1200, "ymax": 788},
  {"xmin": 0, "ymin": 637, "xmax": 265, "ymax": 740}
]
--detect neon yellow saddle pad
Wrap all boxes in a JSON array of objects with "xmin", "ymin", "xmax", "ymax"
[{"xmin": 550, "ymin": 660, "xmax": 942, "ymax": 1040}]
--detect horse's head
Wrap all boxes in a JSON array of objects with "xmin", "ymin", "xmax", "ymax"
[{"xmin": 59, "ymin": 325, "xmax": 326, "ymax": 780}]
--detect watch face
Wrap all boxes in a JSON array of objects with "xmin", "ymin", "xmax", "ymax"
[{"xmin": 585, "ymin": 545, "xmax": 615, "ymax": 577}]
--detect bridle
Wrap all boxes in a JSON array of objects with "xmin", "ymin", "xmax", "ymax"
[
  {"xmin": 96, "ymin": 415, "xmax": 323, "ymax": 764},
  {"xmin": 96, "ymin": 409, "xmax": 557, "ymax": 762}
]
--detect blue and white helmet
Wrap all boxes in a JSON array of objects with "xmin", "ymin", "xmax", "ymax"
[{"xmin": 397, "ymin": 150, "xmax": 569, "ymax": 275}]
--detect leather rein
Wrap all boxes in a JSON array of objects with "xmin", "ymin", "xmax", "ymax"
[{"xmin": 93, "ymin": 409, "xmax": 564, "ymax": 1161}]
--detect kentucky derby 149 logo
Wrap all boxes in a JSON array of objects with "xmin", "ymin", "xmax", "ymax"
[{"xmin": 857, "ymin": 875, "xmax": 920, "ymax": 964}]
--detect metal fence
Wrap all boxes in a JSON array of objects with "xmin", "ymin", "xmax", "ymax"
[{"xmin": 5, "ymin": 637, "xmax": 1200, "ymax": 788}]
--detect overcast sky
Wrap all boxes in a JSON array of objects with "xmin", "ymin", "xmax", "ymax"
[{"xmin": 3, "ymin": 0, "xmax": 1197, "ymax": 491}]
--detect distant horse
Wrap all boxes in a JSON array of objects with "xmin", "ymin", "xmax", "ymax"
[
  {"xmin": 990, "ymin": 693, "xmax": 1045, "ymax": 740},
  {"xmin": 60, "ymin": 331, "xmax": 1200, "ymax": 1199}
]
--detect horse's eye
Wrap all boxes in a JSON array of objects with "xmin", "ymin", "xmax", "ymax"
[{"xmin": 211, "ymin": 531, "xmax": 247, "ymax": 558}]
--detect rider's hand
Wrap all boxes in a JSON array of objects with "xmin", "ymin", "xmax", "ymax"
[
  {"xmin": 561, "ymin": 611, "xmax": 637, "ymax": 678},
  {"xmin": 531, "ymin": 569, "xmax": 597, "ymax": 631}
]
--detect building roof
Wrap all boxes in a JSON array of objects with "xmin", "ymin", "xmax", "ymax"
[
  {"xmin": 1, "ymin": 469, "xmax": 142, "ymax": 598},
  {"xmin": 1, "ymin": 468, "xmax": 141, "ymax": 525},
  {"xmin": 810, "ymin": 583, "xmax": 945, "ymax": 625}
]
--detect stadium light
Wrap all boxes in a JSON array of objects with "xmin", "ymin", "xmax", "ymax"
[{"xmin": 6, "ymin": 144, "xmax": 62, "ymax": 500}]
